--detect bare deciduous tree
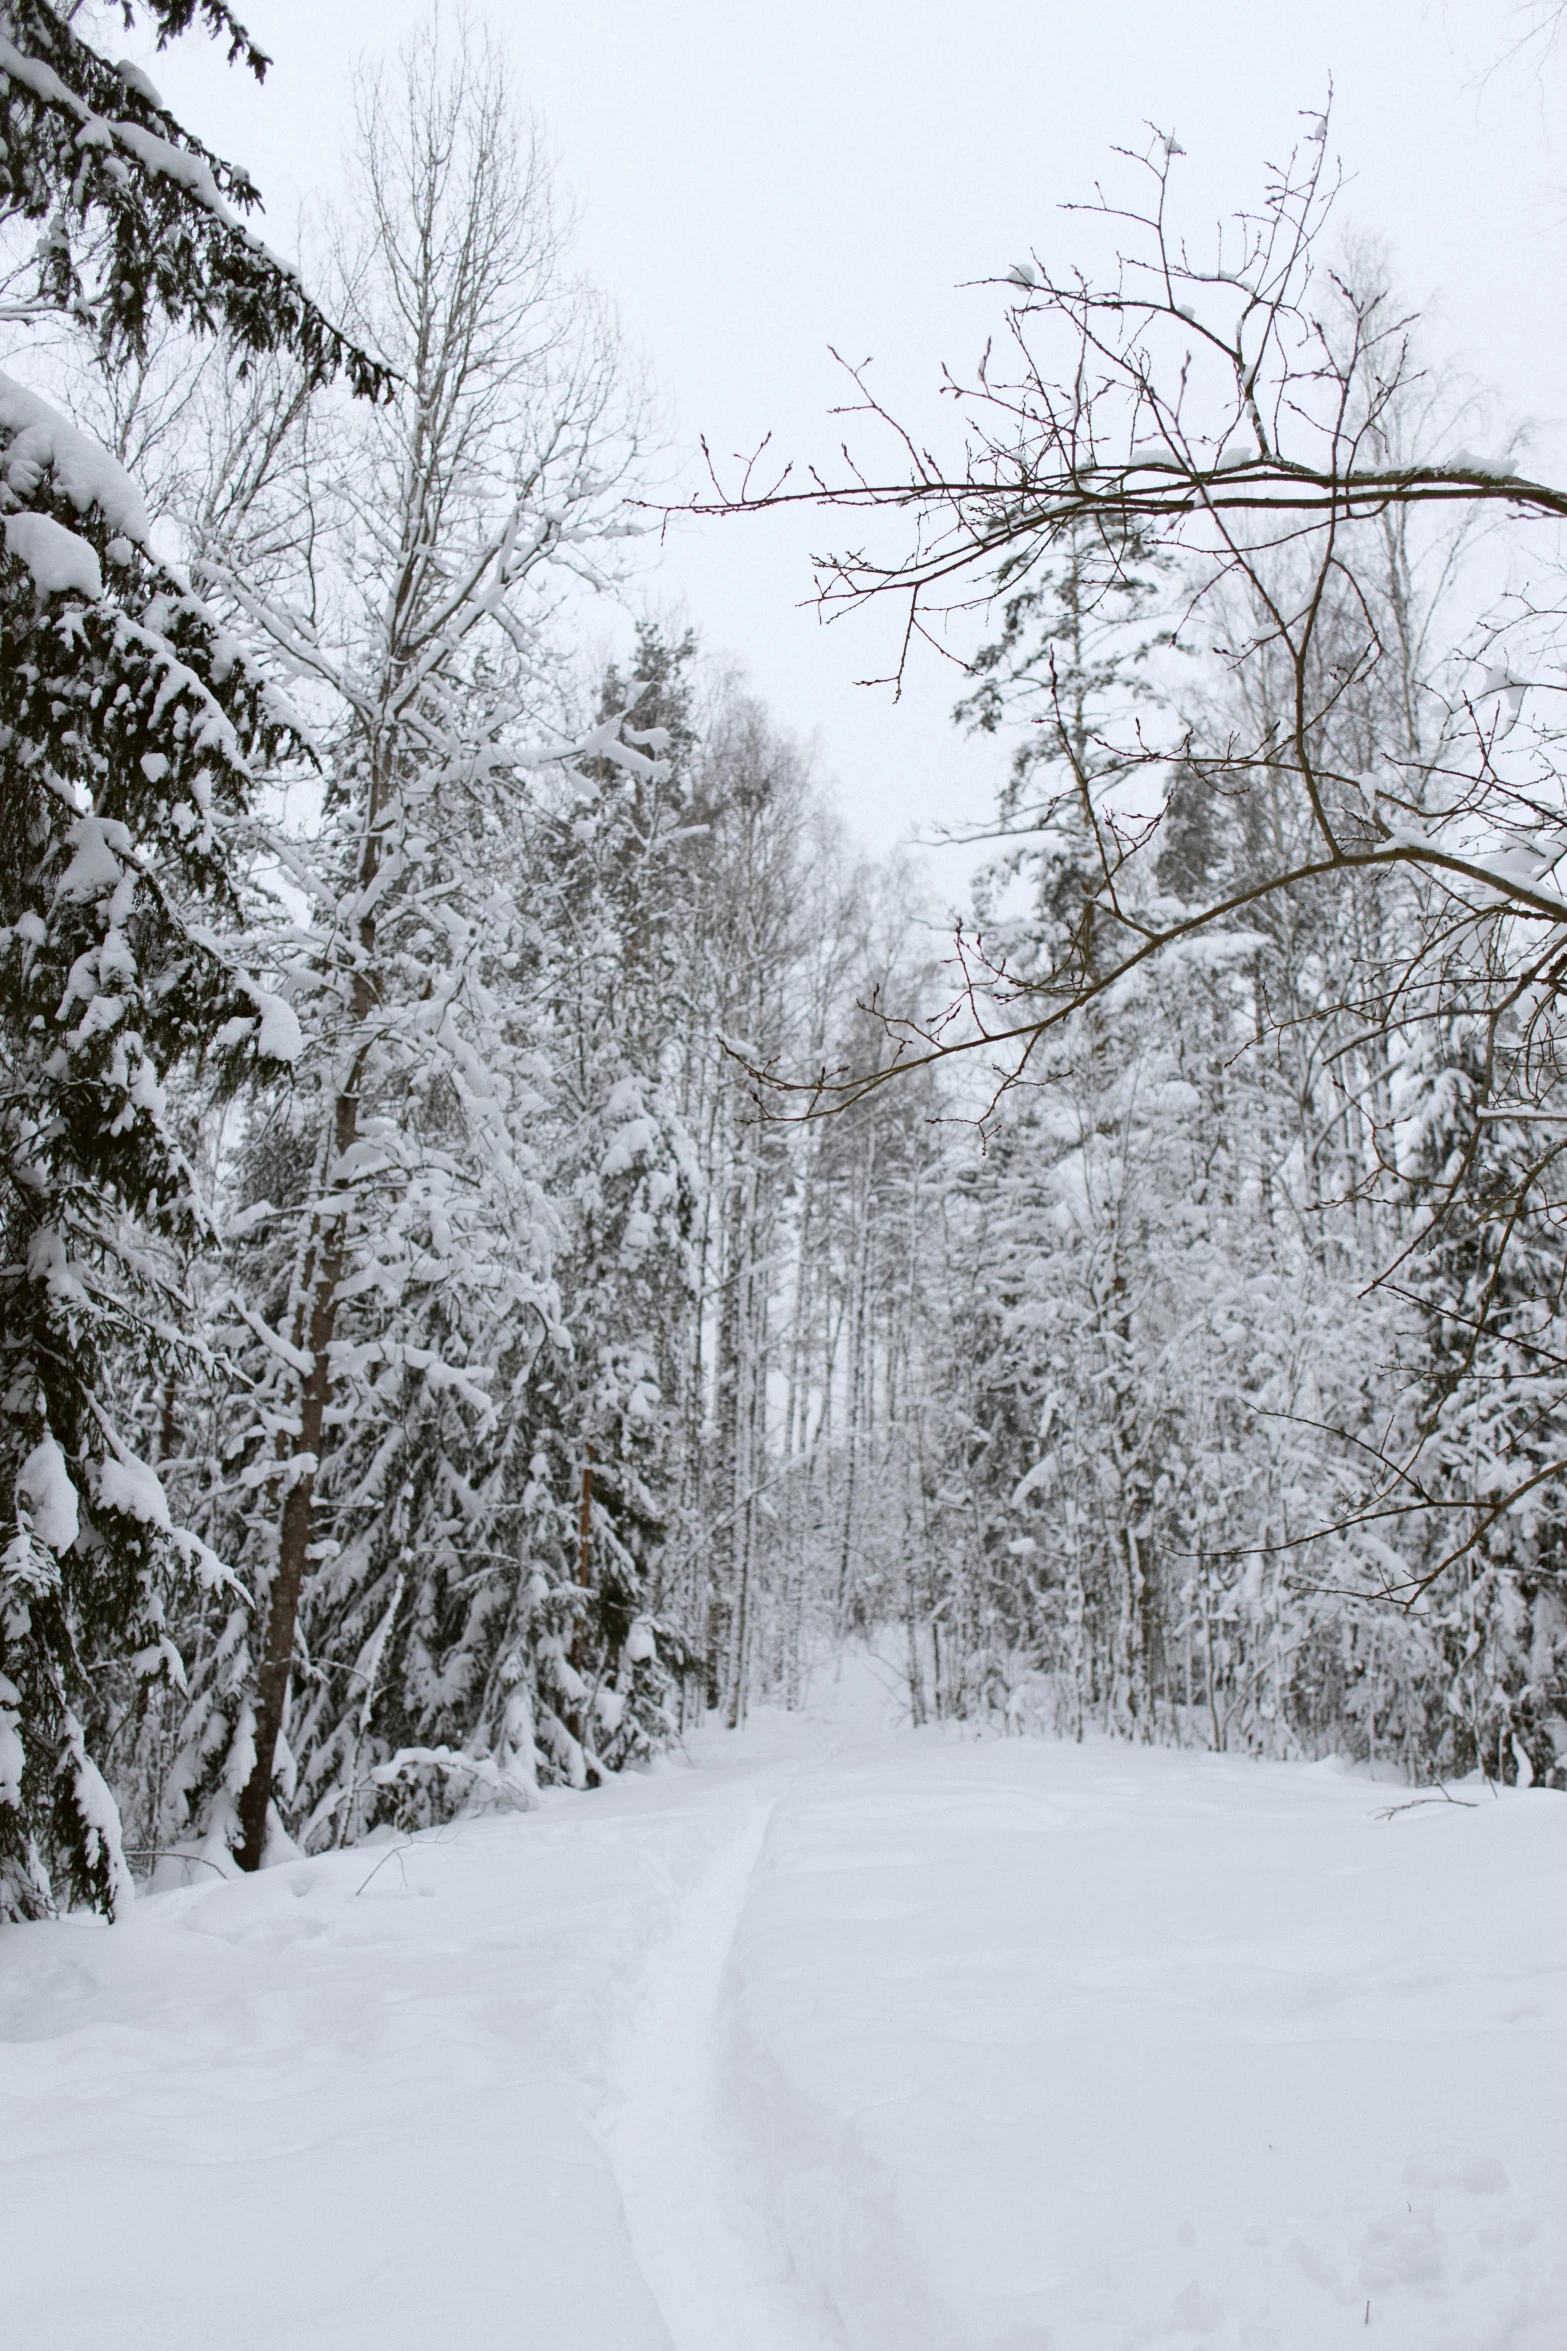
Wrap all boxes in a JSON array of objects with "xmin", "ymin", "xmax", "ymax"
[{"xmin": 691, "ymin": 119, "xmax": 1567, "ymax": 1123}]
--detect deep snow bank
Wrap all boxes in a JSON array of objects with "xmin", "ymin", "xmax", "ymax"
[{"xmin": 0, "ymin": 1763, "xmax": 755, "ymax": 2351}]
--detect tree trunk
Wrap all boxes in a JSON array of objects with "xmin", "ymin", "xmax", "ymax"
[
  {"xmin": 569, "ymin": 1456, "xmax": 593, "ymax": 1749},
  {"xmin": 234, "ymin": 1203, "xmax": 347, "ymax": 1871},
  {"xmin": 235, "ymin": 874, "xmax": 375, "ymax": 1869}
]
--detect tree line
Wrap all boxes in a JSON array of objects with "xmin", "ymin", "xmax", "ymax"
[{"xmin": 3, "ymin": 4, "xmax": 1565, "ymax": 1923}]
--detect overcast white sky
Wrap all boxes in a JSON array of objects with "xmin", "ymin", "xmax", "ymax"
[{"xmin": 132, "ymin": 0, "xmax": 1567, "ymax": 892}]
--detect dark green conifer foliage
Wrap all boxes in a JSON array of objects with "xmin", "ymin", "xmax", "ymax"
[
  {"xmin": 0, "ymin": 2, "xmax": 391, "ymax": 392},
  {"xmin": 0, "ymin": 2, "xmax": 382, "ymax": 1916}
]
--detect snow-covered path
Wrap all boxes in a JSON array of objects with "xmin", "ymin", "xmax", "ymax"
[
  {"xmin": 601, "ymin": 1768, "xmax": 822, "ymax": 2351},
  {"xmin": 4, "ymin": 1678, "xmax": 1567, "ymax": 2350}
]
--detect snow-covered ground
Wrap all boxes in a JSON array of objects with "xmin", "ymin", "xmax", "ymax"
[{"xmin": 4, "ymin": 1661, "xmax": 1566, "ymax": 2350}]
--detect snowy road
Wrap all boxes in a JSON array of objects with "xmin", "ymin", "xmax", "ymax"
[{"xmin": 4, "ymin": 1680, "xmax": 1567, "ymax": 2350}]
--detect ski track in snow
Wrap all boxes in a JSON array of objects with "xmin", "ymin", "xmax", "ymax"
[
  {"xmin": 5, "ymin": 1663, "xmax": 1567, "ymax": 2349},
  {"xmin": 604, "ymin": 1770, "xmax": 831, "ymax": 2351}
]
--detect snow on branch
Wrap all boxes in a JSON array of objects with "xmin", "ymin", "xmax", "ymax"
[{"xmin": 0, "ymin": 5, "xmax": 393, "ymax": 396}]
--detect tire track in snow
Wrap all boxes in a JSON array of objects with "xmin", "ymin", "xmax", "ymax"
[{"xmin": 603, "ymin": 1775, "xmax": 833, "ymax": 2351}]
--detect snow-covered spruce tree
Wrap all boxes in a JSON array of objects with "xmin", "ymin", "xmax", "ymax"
[
  {"xmin": 886, "ymin": 309, "xmax": 1567, "ymax": 1769},
  {"xmin": 0, "ymin": 3, "xmax": 384, "ymax": 1917},
  {"xmin": 0, "ymin": 3, "xmax": 383, "ymax": 391},
  {"xmin": 912, "ymin": 880, "xmax": 1409, "ymax": 1752},
  {"xmin": 1388, "ymin": 1022, "xmax": 1567, "ymax": 1785},
  {"xmin": 1155, "ymin": 471, "xmax": 1542, "ymax": 1775},
  {"xmin": 902, "ymin": 517, "xmax": 1374, "ymax": 1747},
  {"xmin": 163, "ymin": 23, "xmax": 655, "ymax": 1865},
  {"xmin": 922, "ymin": 535, "xmax": 1188, "ymax": 1734},
  {"xmin": 527, "ymin": 624, "xmax": 706, "ymax": 1778}
]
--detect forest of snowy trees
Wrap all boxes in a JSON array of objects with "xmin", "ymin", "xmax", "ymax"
[{"xmin": 5, "ymin": 0, "xmax": 1567, "ymax": 1927}]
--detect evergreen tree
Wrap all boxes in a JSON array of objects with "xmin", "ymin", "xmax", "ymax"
[
  {"xmin": 1390, "ymin": 1019, "xmax": 1567, "ymax": 1784},
  {"xmin": 149, "ymin": 23, "xmax": 656, "ymax": 1867},
  {"xmin": 0, "ymin": 1, "xmax": 383, "ymax": 1917}
]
